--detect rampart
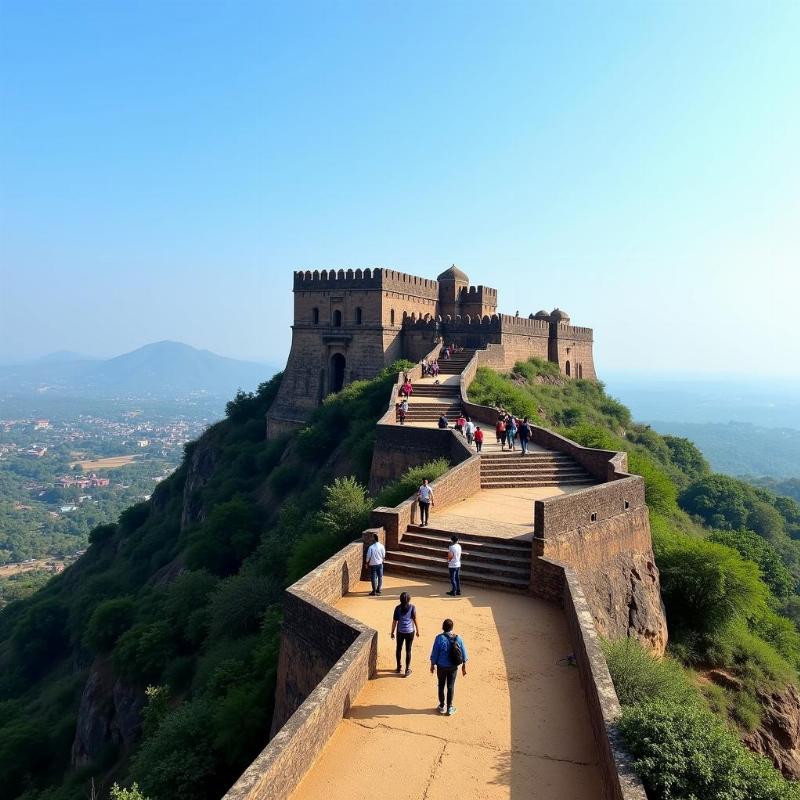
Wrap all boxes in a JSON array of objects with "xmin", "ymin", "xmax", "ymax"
[
  {"xmin": 224, "ymin": 542, "xmax": 376, "ymax": 800},
  {"xmin": 293, "ymin": 267, "xmax": 440, "ymax": 299},
  {"xmin": 247, "ymin": 343, "xmax": 658, "ymax": 799}
]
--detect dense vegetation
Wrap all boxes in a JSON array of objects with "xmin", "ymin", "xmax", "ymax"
[
  {"xmin": 470, "ymin": 358, "xmax": 800, "ymax": 796},
  {"xmin": 0, "ymin": 362, "xmax": 425, "ymax": 800}
]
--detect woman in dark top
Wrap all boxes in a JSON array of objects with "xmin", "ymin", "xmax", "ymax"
[{"xmin": 391, "ymin": 591, "xmax": 420, "ymax": 677}]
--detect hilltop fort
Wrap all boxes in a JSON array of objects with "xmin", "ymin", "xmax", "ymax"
[{"xmin": 266, "ymin": 264, "xmax": 596, "ymax": 436}]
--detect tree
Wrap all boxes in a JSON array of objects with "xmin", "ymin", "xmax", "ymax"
[
  {"xmin": 709, "ymin": 530, "xmax": 794, "ymax": 600},
  {"xmin": 663, "ymin": 435, "xmax": 710, "ymax": 482},
  {"xmin": 84, "ymin": 597, "xmax": 136, "ymax": 652},
  {"xmin": 680, "ymin": 474, "xmax": 750, "ymax": 530}
]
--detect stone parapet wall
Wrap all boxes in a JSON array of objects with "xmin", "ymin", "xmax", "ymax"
[
  {"xmin": 225, "ymin": 542, "xmax": 376, "ymax": 800},
  {"xmin": 371, "ymin": 444, "xmax": 481, "ymax": 548},
  {"xmin": 557, "ymin": 560, "xmax": 649, "ymax": 800},
  {"xmin": 533, "ymin": 476, "xmax": 645, "ymax": 538}
]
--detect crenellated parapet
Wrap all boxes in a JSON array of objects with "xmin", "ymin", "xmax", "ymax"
[{"xmin": 293, "ymin": 268, "xmax": 439, "ymax": 299}]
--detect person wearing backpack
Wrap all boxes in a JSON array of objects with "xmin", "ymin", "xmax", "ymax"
[
  {"xmin": 429, "ymin": 618, "xmax": 468, "ymax": 715},
  {"xmin": 391, "ymin": 591, "xmax": 420, "ymax": 677},
  {"xmin": 518, "ymin": 416, "xmax": 532, "ymax": 455}
]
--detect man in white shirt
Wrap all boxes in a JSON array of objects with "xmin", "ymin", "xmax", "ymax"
[
  {"xmin": 463, "ymin": 418, "xmax": 476, "ymax": 445},
  {"xmin": 364, "ymin": 532, "xmax": 386, "ymax": 596},
  {"xmin": 417, "ymin": 478, "xmax": 435, "ymax": 527},
  {"xmin": 447, "ymin": 535, "xmax": 462, "ymax": 596}
]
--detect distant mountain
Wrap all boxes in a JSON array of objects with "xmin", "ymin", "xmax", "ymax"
[{"xmin": 0, "ymin": 341, "xmax": 276, "ymax": 397}]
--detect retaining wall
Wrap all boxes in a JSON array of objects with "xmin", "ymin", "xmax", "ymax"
[
  {"xmin": 558, "ymin": 561, "xmax": 649, "ymax": 800},
  {"xmin": 224, "ymin": 543, "xmax": 376, "ymax": 800}
]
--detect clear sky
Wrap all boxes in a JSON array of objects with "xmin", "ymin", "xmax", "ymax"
[{"xmin": 1, "ymin": 1, "xmax": 798, "ymax": 376}]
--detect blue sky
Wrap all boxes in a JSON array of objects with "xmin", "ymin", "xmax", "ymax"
[{"xmin": 1, "ymin": 1, "xmax": 798, "ymax": 376}]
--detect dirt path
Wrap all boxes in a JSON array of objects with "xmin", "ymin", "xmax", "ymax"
[{"xmin": 291, "ymin": 575, "xmax": 603, "ymax": 800}]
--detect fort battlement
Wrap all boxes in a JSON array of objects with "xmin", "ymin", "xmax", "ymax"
[
  {"xmin": 267, "ymin": 263, "xmax": 597, "ymax": 436},
  {"xmin": 293, "ymin": 267, "xmax": 439, "ymax": 298}
]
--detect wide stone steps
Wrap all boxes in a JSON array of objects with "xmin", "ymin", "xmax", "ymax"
[
  {"xmin": 411, "ymin": 386, "xmax": 462, "ymax": 397},
  {"xmin": 481, "ymin": 478, "xmax": 596, "ymax": 489},
  {"xmin": 384, "ymin": 525, "xmax": 532, "ymax": 591}
]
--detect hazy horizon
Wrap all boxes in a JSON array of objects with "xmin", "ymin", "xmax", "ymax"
[{"xmin": 2, "ymin": 2, "xmax": 798, "ymax": 375}]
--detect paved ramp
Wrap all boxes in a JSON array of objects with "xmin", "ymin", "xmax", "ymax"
[{"xmin": 291, "ymin": 575, "xmax": 603, "ymax": 800}]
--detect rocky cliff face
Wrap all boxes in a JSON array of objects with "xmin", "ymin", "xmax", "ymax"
[
  {"xmin": 743, "ymin": 683, "xmax": 800, "ymax": 779},
  {"xmin": 578, "ymin": 548, "xmax": 668, "ymax": 657},
  {"xmin": 181, "ymin": 432, "xmax": 220, "ymax": 530},
  {"xmin": 71, "ymin": 658, "xmax": 145, "ymax": 767}
]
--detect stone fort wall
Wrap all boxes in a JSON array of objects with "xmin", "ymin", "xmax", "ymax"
[{"xmin": 267, "ymin": 266, "xmax": 596, "ymax": 436}]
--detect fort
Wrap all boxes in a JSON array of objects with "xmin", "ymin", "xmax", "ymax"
[
  {"xmin": 266, "ymin": 265, "xmax": 596, "ymax": 437},
  {"xmin": 237, "ymin": 267, "xmax": 663, "ymax": 799}
]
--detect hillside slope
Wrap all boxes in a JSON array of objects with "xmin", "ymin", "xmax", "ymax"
[{"xmin": 0, "ymin": 364, "xmax": 406, "ymax": 800}]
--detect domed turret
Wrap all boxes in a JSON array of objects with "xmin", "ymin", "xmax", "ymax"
[
  {"xmin": 551, "ymin": 308, "xmax": 570, "ymax": 323},
  {"xmin": 437, "ymin": 264, "xmax": 469, "ymax": 283},
  {"xmin": 534, "ymin": 310, "xmax": 550, "ymax": 320}
]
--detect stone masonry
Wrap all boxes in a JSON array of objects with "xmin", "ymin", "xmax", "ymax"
[{"xmin": 266, "ymin": 264, "xmax": 597, "ymax": 437}]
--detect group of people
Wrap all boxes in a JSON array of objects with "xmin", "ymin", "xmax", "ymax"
[
  {"xmin": 420, "ymin": 357, "xmax": 441, "ymax": 378},
  {"xmin": 364, "ymin": 524, "xmax": 469, "ymax": 716},
  {"xmin": 453, "ymin": 413, "xmax": 484, "ymax": 452},
  {"xmin": 495, "ymin": 412, "xmax": 534, "ymax": 454},
  {"xmin": 442, "ymin": 342, "xmax": 463, "ymax": 360}
]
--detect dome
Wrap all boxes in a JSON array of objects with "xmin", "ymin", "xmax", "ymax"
[
  {"xmin": 534, "ymin": 310, "xmax": 550, "ymax": 319},
  {"xmin": 437, "ymin": 264, "xmax": 469, "ymax": 282},
  {"xmin": 551, "ymin": 308, "xmax": 570, "ymax": 322}
]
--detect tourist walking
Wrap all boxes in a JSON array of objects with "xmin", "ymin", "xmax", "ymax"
[
  {"xmin": 464, "ymin": 417, "xmax": 475, "ymax": 445},
  {"xmin": 518, "ymin": 417, "xmax": 532, "ymax": 454},
  {"xmin": 430, "ymin": 618, "xmax": 468, "ymax": 716},
  {"xmin": 455, "ymin": 413, "xmax": 466, "ymax": 434},
  {"xmin": 496, "ymin": 416, "xmax": 506, "ymax": 449},
  {"xmin": 506, "ymin": 416, "xmax": 517, "ymax": 451},
  {"xmin": 446, "ymin": 535, "xmax": 462, "ymax": 596},
  {"xmin": 398, "ymin": 398, "xmax": 409, "ymax": 425},
  {"xmin": 418, "ymin": 478, "xmax": 435, "ymax": 527},
  {"xmin": 364, "ymin": 533, "xmax": 386, "ymax": 596},
  {"xmin": 391, "ymin": 591, "xmax": 420, "ymax": 676},
  {"xmin": 474, "ymin": 426, "xmax": 484, "ymax": 452},
  {"xmin": 400, "ymin": 379, "xmax": 413, "ymax": 398},
  {"xmin": 438, "ymin": 413, "xmax": 449, "ymax": 429}
]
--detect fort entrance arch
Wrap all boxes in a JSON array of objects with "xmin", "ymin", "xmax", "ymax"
[{"xmin": 330, "ymin": 353, "xmax": 346, "ymax": 393}]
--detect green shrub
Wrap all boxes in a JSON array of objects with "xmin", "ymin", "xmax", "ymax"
[
  {"xmin": 619, "ymin": 700, "xmax": 799, "ymax": 800},
  {"xmin": 654, "ymin": 529, "xmax": 769, "ymax": 641},
  {"xmin": 375, "ymin": 459, "xmax": 450, "ymax": 508},
  {"xmin": 602, "ymin": 638, "xmax": 697, "ymax": 708},
  {"xmin": 84, "ymin": 597, "xmax": 136, "ymax": 653},
  {"xmin": 316, "ymin": 477, "xmax": 372, "ymax": 539},
  {"xmin": 110, "ymin": 783, "xmax": 150, "ymax": 800},
  {"xmin": 627, "ymin": 451, "xmax": 679, "ymax": 516},
  {"xmin": 663, "ymin": 435, "xmax": 710, "ymax": 482},
  {"xmin": 113, "ymin": 621, "xmax": 175, "ymax": 683},
  {"xmin": 131, "ymin": 699, "xmax": 219, "ymax": 800},
  {"xmin": 709, "ymin": 529, "xmax": 794, "ymax": 600},
  {"xmin": 207, "ymin": 575, "xmax": 278, "ymax": 640}
]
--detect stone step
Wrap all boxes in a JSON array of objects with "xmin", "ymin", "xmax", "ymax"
[
  {"xmin": 481, "ymin": 466, "xmax": 590, "ymax": 478},
  {"xmin": 480, "ymin": 478, "xmax": 596, "ymax": 488},
  {"xmin": 384, "ymin": 558, "xmax": 529, "ymax": 591},
  {"xmin": 405, "ymin": 525, "xmax": 532, "ymax": 552},
  {"xmin": 388, "ymin": 549, "xmax": 531, "ymax": 581},
  {"xmin": 480, "ymin": 452, "xmax": 574, "ymax": 461},
  {"xmin": 397, "ymin": 540, "xmax": 531, "ymax": 568}
]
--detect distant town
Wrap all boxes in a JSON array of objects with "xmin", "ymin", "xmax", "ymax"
[{"xmin": 0, "ymin": 402, "xmax": 218, "ymax": 605}]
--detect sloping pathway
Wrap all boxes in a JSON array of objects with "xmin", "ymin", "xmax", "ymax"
[{"xmin": 290, "ymin": 575, "xmax": 604, "ymax": 800}]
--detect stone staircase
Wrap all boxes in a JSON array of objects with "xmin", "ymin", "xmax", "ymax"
[
  {"xmin": 384, "ymin": 526, "xmax": 532, "ymax": 591},
  {"xmin": 480, "ymin": 451, "xmax": 595, "ymax": 489},
  {"xmin": 403, "ymin": 402, "xmax": 461, "ymax": 424},
  {"xmin": 437, "ymin": 349, "xmax": 475, "ymax": 374}
]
